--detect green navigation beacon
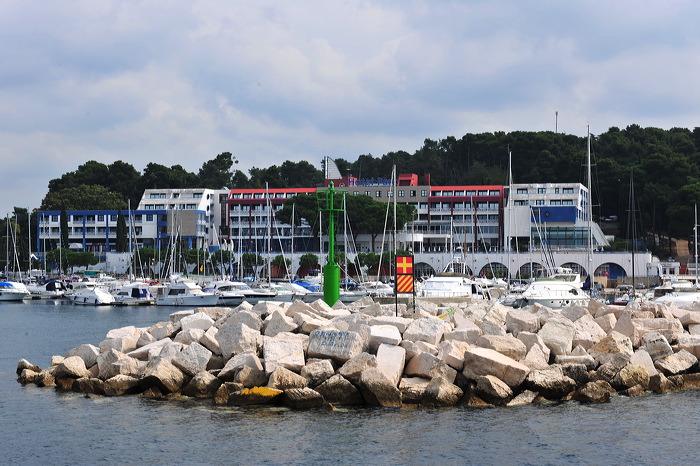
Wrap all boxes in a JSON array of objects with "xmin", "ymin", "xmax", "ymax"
[{"xmin": 317, "ymin": 182, "xmax": 343, "ymax": 306}]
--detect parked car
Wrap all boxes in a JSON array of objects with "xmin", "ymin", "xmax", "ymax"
[{"xmin": 602, "ymin": 215, "xmax": 618, "ymax": 222}]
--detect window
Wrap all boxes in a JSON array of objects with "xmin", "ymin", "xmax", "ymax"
[
  {"xmin": 537, "ymin": 188, "xmax": 546, "ymax": 194},
  {"xmin": 97, "ymin": 215, "xmax": 104, "ymax": 222},
  {"xmin": 173, "ymin": 193, "xmax": 180, "ymax": 198},
  {"xmin": 388, "ymin": 191, "xmax": 393, "ymax": 198},
  {"xmin": 478, "ymin": 190, "xmax": 488, "ymax": 196},
  {"xmin": 232, "ymin": 194, "xmax": 241, "ymax": 199},
  {"xmin": 536, "ymin": 200, "xmax": 545, "ymax": 206},
  {"xmin": 563, "ymin": 200, "xmax": 574, "ymax": 205},
  {"xmin": 376, "ymin": 191, "xmax": 382, "ymax": 198},
  {"xmin": 455, "ymin": 190, "xmax": 464, "ymax": 196},
  {"xmin": 146, "ymin": 214, "xmax": 153, "ymax": 221},
  {"xmin": 555, "ymin": 188, "xmax": 560, "ymax": 194},
  {"xmin": 51, "ymin": 215, "xmax": 58, "ymax": 222},
  {"xmin": 193, "ymin": 192, "xmax": 202, "ymax": 198},
  {"xmin": 550, "ymin": 200, "xmax": 562, "ymax": 206},
  {"xmin": 489, "ymin": 190, "xmax": 499, "ymax": 196},
  {"xmin": 243, "ymin": 194, "xmax": 251, "ymax": 199},
  {"xmin": 410, "ymin": 190, "xmax": 416, "ymax": 197},
  {"xmin": 398, "ymin": 190, "xmax": 404, "ymax": 197},
  {"xmin": 110, "ymin": 215, "xmax": 117, "ymax": 221},
  {"xmin": 254, "ymin": 193, "xmax": 263, "ymax": 198},
  {"xmin": 155, "ymin": 204, "xmax": 164, "ymax": 209},
  {"xmin": 516, "ymin": 188, "xmax": 528, "ymax": 194},
  {"xmin": 421, "ymin": 190, "xmax": 428, "ymax": 197},
  {"xmin": 563, "ymin": 187, "xmax": 574, "ymax": 194},
  {"xmin": 514, "ymin": 200, "xmax": 528, "ymax": 206},
  {"xmin": 443, "ymin": 191, "xmax": 453, "ymax": 196},
  {"xmin": 365, "ymin": 191, "xmax": 371, "ymax": 196},
  {"xmin": 353, "ymin": 191, "xmax": 359, "ymax": 195},
  {"xmin": 149, "ymin": 193, "xmax": 166, "ymax": 199}
]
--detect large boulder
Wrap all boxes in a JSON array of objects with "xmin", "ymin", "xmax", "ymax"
[
  {"xmin": 65, "ymin": 344, "xmax": 100, "ymax": 369},
  {"xmin": 216, "ymin": 322, "xmax": 260, "ymax": 359},
  {"xmin": 307, "ymin": 329, "xmax": 364, "ymax": 362},
  {"xmin": 182, "ymin": 370, "xmax": 222, "ymax": 398},
  {"xmin": 505, "ymin": 308, "xmax": 541, "ymax": 336},
  {"xmin": 476, "ymin": 334, "xmax": 527, "ymax": 361},
  {"xmin": 284, "ymin": 387, "xmax": 326, "ymax": 409},
  {"xmin": 300, "ymin": 359, "xmax": 335, "ymax": 388},
  {"xmin": 525, "ymin": 366, "xmax": 577, "ymax": 399},
  {"xmin": 462, "ymin": 347, "xmax": 530, "ymax": 388},
  {"xmin": 421, "ymin": 376, "xmax": 463, "ymax": 406},
  {"xmin": 399, "ymin": 377, "xmax": 431, "ymax": 404},
  {"xmin": 358, "ymin": 368, "xmax": 402, "ymax": 407},
  {"xmin": 404, "ymin": 352, "xmax": 456, "ymax": 384},
  {"xmin": 172, "ymin": 341, "xmax": 212, "ymax": 377},
  {"xmin": 538, "ymin": 316, "xmax": 576, "ymax": 356},
  {"xmin": 141, "ymin": 358, "xmax": 186, "ymax": 394},
  {"xmin": 315, "ymin": 375, "xmax": 364, "ymax": 405},
  {"xmin": 96, "ymin": 349, "xmax": 142, "ymax": 380},
  {"xmin": 266, "ymin": 367, "xmax": 308, "ymax": 390},
  {"xmin": 474, "ymin": 375, "xmax": 513, "ymax": 405},
  {"xmin": 654, "ymin": 349, "xmax": 698, "ymax": 376},
  {"xmin": 573, "ymin": 380, "xmax": 616, "ymax": 403},
  {"xmin": 180, "ymin": 312, "xmax": 215, "ymax": 332},
  {"xmin": 588, "ymin": 331, "xmax": 633, "ymax": 366},
  {"xmin": 338, "ymin": 353, "xmax": 377, "ymax": 385},
  {"xmin": 263, "ymin": 335, "xmax": 305, "ymax": 375},
  {"xmin": 403, "ymin": 317, "xmax": 447, "ymax": 346},
  {"xmin": 263, "ymin": 311, "xmax": 298, "ymax": 337},
  {"xmin": 54, "ymin": 356, "xmax": 92, "ymax": 379},
  {"xmin": 641, "ymin": 331, "xmax": 674, "ymax": 361},
  {"xmin": 375, "ymin": 344, "xmax": 406, "ymax": 386},
  {"xmin": 369, "ymin": 325, "xmax": 402, "ymax": 352}
]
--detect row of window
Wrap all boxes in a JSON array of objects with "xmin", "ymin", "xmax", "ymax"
[
  {"xmin": 515, "ymin": 187, "xmax": 577, "ymax": 195},
  {"xmin": 513, "ymin": 200, "xmax": 575, "ymax": 206},
  {"xmin": 149, "ymin": 192, "xmax": 205, "ymax": 199},
  {"xmin": 432, "ymin": 190, "xmax": 500, "ymax": 196},
  {"xmin": 144, "ymin": 204, "xmax": 199, "ymax": 210}
]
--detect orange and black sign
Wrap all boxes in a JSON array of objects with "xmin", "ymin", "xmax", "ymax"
[{"xmin": 395, "ymin": 255, "xmax": 414, "ymax": 293}]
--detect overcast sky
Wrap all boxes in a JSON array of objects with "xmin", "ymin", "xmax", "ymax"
[{"xmin": 1, "ymin": 1, "xmax": 698, "ymax": 217}]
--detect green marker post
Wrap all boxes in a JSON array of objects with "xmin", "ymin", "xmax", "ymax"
[{"xmin": 318, "ymin": 182, "xmax": 343, "ymax": 306}]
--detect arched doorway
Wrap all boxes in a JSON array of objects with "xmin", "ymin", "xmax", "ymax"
[
  {"xmin": 595, "ymin": 262, "xmax": 627, "ymax": 279},
  {"xmin": 518, "ymin": 262, "xmax": 545, "ymax": 279},
  {"xmin": 561, "ymin": 262, "xmax": 587, "ymax": 277},
  {"xmin": 479, "ymin": 262, "xmax": 508, "ymax": 279},
  {"xmin": 415, "ymin": 262, "xmax": 436, "ymax": 278}
]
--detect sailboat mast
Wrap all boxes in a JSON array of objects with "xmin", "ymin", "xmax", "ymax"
[{"xmin": 587, "ymin": 127, "xmax": 593, "ymax": 279}]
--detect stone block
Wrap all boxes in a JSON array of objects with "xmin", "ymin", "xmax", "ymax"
[
  {"xmin": 462, "ymin": 347, "xmax": 530, "ymax": 388},
  {"xmin": 216, "ymin": 322, "xmax": 260, "ymax": 359},
  {"xmin": 180, "ymin": 312, "xmax": 215, "ymax": 332},
  {"xmin": 403, "ymin": 317, "xmax": 447, "ymax": 346},
  {"xmin": 172, "ymin": 341, "xmax": 212, "ymax": 377},
  {"xmin": 263, "ymin": 335, "xmax": 305, "ymax": 375},
  {"xmin": 307, "ymin": 329, "xmax": 364, "ymax": 362},
  {"xmin": 538, "ymin": 316, "xmax": 576, "ymax": 356}
]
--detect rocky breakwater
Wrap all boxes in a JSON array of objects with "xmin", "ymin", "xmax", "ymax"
[{"xmin": 16, "ymin": 296, "xmax": 700, "ymax": 409}]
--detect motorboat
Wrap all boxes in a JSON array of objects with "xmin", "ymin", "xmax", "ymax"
[
  {"xmin": 516, "ymin": 268, "xmax": 590, "ymax": 309},
  {"xmin": 112, "ymin": 281, "xmax": 155, "ymax": 305},
  {"xmin": 418, "ymin": 274, "xmax": 489, "ymax": 299},
  {"xmin": 155, "ymin": 277, "xmax": 219, "ymax": 306},
  {"xmin": 0, "ymin": 281, "xmax": 31, "ymax": 301},
  {"xmin": 26, "ymin": 279, "xmax": 69, "ymax": 299},
  {"xmin": 203, "ymin": 280, "xmax": 276, "ymax": 305},
  {"xmin": 361, "ymin": 281, "xmax": 395, "ymax": 297},
  {"xmin": 68, "ymin": 280, "xmax": 116, "ymax": 305}
]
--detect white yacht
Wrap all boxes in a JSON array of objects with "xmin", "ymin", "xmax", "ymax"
[
  {"xmin": 156, "ymin": 277, "xmax": 219, "ymax": 307},
  {"xmin": 26, "ymin": 279, "xmax": 69, "ymax": 299},
  {"xmin": 203, "ymin": 280, "xmax": 276, "ymax": 305},
  {"xmin": 418, "ymin": 275, "xmax": 489, "ymax": 299},
  {"xmin": 112, "ymin": 281, "xmax": 155, "ymax": 306},
  {"xmin": 517, "ymin": 268, "xmax": 590, "ymax": 309},
  {"xmin": 0, "ymin": 281, "xmax": 31, "ymax": 301},
  {"xmin": 69, "ymin": 280, "xmax": 116, "ymax": 305}
]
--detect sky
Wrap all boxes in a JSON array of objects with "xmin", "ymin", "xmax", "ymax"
[{"xmin": 1, "ymin": 0, "xmax": 699, "ymax": 216}]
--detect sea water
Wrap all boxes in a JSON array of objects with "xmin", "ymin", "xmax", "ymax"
[{"xmin": 2, "ymin": 300, "xmax": 699, "ymax": 465}]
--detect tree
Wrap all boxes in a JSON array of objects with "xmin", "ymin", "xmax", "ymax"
[
  {"xmin": 198, "ymin": 152, "xmax": 238, "ymax": 189},
  {"xmin": 116, "ymin": 210, "xmax": 128, "ymax": 252},
  {"xmin": 41, "ymin": 185, "xmax": 128, "ymax": 211}
]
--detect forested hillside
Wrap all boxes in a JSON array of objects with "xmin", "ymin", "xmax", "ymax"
[{"xmin": 34, "ymin": 124, "xmax": 700, "ymax": 242}]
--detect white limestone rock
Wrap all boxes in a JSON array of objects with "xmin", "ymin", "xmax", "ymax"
[
  {"xmin": 588, "ymin": 331, "xmax": 634, "ymax": 366},
  {"xmin": 172, "ymin": 341, "xmax": 212, "ymax": 376},
  {"xmin": 522, "ymin": 344, "xmax": 551, "ymax": 370},
  {"xmin": 538, "ymin": 316, "xmax": 576, "ymax": 356},
  {"xmin": 517, "ymin": 332, "xmax": 551, "ymax": 362},
  {"xmin": 572, "ymin": 313, "xmax": 607, "ymax": 350},
  {"xmin": 127, "ymin": 338, "xmax": 171, "ymax": 361},
  {"xmin": 182, "ymin": 370, "xmax": 222, "ymax": 398},
  {"xmin": 462, "ymin": 347, "xmax": 530, "ymax": 388},
  {"xmin": 375, "ymin": 343, "xmax": 406, "ymax": 386},
  {"xmin": 476, "ymin": 334, "xmax": 527, "ymax": 361},
  {"xmin": 141, "ymin": 358, "xmax": 186, "ymax": 393},
  {"xmin": 399, "ymin": 377, "xmax": 431, "ymax": 403},
  {"xmin": 525, "ymin": 365, "xmax": 577, "ymax": 399},
  {"xmin": 505, "ymin": 308, "xmax": 541, "ymax": 336},
  {"xmin": 369, "ymin": 316, "xmax": 412, "ymax": 334},
  {"xmin": 676, "ymin": 334, "xmax": 700, "ymax": 359},
  {"xmin": 595, "ymin": 313, "xmax": 617, "ymax": 334},
  {"xmin": 422, "ymin": 376, "xmax": 463, "ymax": 406},
  {"xmin": 309, "ymin": 299, "xmax": 352, "ymax": 319},
  {"xmin": 154, "ymin": 340, "xmax": 184, "ymax": 362},
  {"xmin": 436, "ymin": 340, "xmax": 471, "ymax": 371},
  {"xmin": 338, "ymin": 352, "xmax": 377, "ymax": 385},
  {"xmin": 148, "ymin": 321, "xmax": 176, "ymax": 340},
  {"xmin": 199, "ymin": 326, "xmax": 222, "ymax": 356},
  {"xmin": 96, "ymin": 349, "xmax": 142, "ymax": 380},
  {"xmin": 106, "ymin": 325, "xmax": 139, "ymax": 340},
  {"xmin": 369, "ymin": 325, "xmax": 402, "ymax": 352},
  {"xmin": 629, "ymin": 349, "xmax": 658, "ymax": 377},
  {"xmin": 173, "ymin": 328, "xmax": 205, "ymax": 345},
  {"xmin": 221, "ymin": 309, "xmax": 263, "ymax": 332},
  {"xmin": 99, "ymin": 332, "xmax": 140, "ymax": 354},
  {"xmin": 358, "ymin": 367, "xmax": 402, "ymax": 407},
  {"xmin": 404, "ymin": 352, "xmax": 456, "ymax": 383},
  {"xmin": 54, "ymin": 356, "xmax": 92, "ymax": 379},
  {"xmin": 263, "ymin": 335, "xmax": 305, "ymax": 375},
  {"xmin": 475, "ymin": 375, "xmax": 513, "ymax": 404},
  {"xmin": 307, "ymin": 329, "xmax": 364, "ymax": 362},
  {"xmin": 641, "ymin": 331, "xmax": 674, "ymax": 361},
  {"xmin": 263, "ymin": 310, "xmax": 299, "ymax": 337},
  {"xmin": 216, "ymin": 322, "xmax": 260, "ymax": 359},
  {"xmin": 219, "ymin": 352, "xmax": 264, "ymax": 381},
  {"xmin": 300, "ymin": 359, "xmax": 335, "ymax": 388},
  {"xmin": 654, "ymin": 349, "xmax": 698, "ymax": 376},
  {"xmin": 180, "ymin": 312, "xmax": 215, "ymax": 332},
  {"xmin": 403, "ymin": 317, "xmax": 447, "ymax": 346},
  {"xmin": 295, "ymin": 313, "xmax": 330, "ymax": 334},
  {"xmin": 65, "ymin": 344, "xmax": 100, "ymax": 368},
  {"xmin": 169, "ymin": 310, "xmax": 195, "ymax": 324}
]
